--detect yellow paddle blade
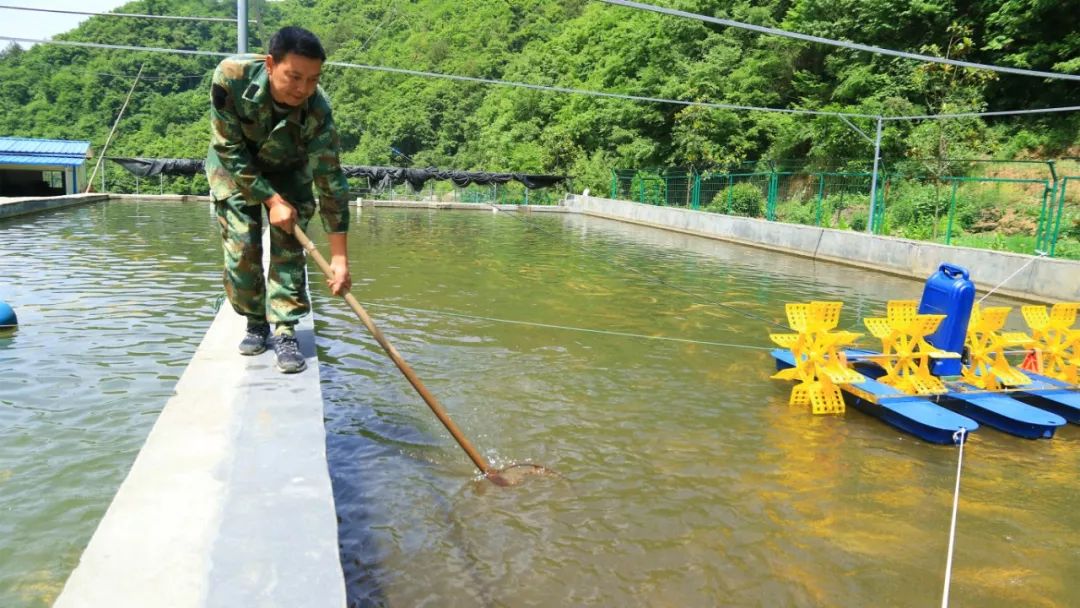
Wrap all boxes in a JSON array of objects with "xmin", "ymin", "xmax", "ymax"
[
  {"xmin": 808, "ymin": 382, "xmax": 846, "ymax": 415},
  {"xmin": 963, "ymin": 304, "xmax": 1033, "ymax": 390},
  {"xmin": 1021, "ymin": 303, "xmax": 1080, "ymax": 385},
  {"xmin": 865, "ymin": 300, "xmax": 950, "ymax": 395},
  {"xmin": 769, "ymin": 301, "xmax": 864, "ymax": 415},
  {"xmin": 769, "ymin": 333, "xmax": 800, "ymax": 349}
]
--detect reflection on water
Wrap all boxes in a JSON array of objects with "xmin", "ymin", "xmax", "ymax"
[
  {"xmin": 0, "ymin": 201, "xmax": 220, "ymax": 607},
  {"xmin": 314, "ymin": 208, "xmax": 1079, "ymax": 607}
]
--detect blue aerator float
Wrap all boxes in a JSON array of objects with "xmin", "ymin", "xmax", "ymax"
[
  {"xmin": 0, "ymin": 300, "xmax": 16, "ymax": 330},
  {"xmin": 769, "ymin": 263, "xmax": 1080, "ymax": 443}
]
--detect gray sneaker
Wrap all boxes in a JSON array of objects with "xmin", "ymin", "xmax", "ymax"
[
  {"xmin": 239, "ymin": 322, "xmax": 270, "ymax": 356},
  {"xmin": 272, "ymin": 334, "xmax": 307, "ymax": 374}
]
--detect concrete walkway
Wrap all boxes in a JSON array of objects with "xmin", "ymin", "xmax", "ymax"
[{"xmin": 54, "ymin": 300, "xmax": 344, "ymax": 606}]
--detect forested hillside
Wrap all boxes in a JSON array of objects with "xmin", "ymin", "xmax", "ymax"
[{"xmin": 1, "ymin": 0, "xmax": 1077, "ymax": 194}]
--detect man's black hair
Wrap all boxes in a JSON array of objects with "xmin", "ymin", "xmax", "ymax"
[{"xmin": 268, "ymin": 26, "xmax": 326, "ymax": 62}]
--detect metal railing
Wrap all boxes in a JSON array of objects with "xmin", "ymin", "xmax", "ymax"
[{"xmin": 611, "ymin": 166, "xmax": 1079, "ymax": 259}]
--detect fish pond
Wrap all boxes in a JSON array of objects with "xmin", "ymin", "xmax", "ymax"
[{"xmin": 0, "ymin": 200, "xmax": 1076, "ymax": 607}]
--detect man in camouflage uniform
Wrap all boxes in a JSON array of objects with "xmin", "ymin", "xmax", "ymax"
[{"xmin": 206, "ymin": 26, "xmax": 351, "ymax": 373}]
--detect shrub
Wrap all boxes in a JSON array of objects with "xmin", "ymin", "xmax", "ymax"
[
  {"xmin": 704, "ymin": 182, "xmax": 764, "ymax": 216},
  {"xmin": 721, "ymin": 183, "xmax": 764, "ymax": 219},
  {"xmin": 850, "ymin": 213, "xmax": 868, "ymax": 232},
  {"xmin": 778, "ymin": 200, "xmax": 817, "ymax": 225}
]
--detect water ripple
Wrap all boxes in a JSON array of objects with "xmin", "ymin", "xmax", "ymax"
[
  {"xmin": 0, "ymin": 200, "xmax": 219, "ymax": 607},
  {"xmin": 317, "ymin": 209, "xmax": 1078, "ymax": 608}
]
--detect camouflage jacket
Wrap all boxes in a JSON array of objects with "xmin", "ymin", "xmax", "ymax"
[{"xmin": 205, "ymin": 54, "xmax": 350, "ymax": 233}]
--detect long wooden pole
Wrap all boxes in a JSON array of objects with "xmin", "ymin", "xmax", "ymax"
[{"xmin": 293, "ymin": 225, "xmax": 494, "ymax": 476}]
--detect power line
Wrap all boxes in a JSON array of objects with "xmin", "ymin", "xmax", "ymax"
[
  {"xmin": 0, "ymin": 4, "xmax": 245, "ymax": 23},
  {"xmin": 2, "ymin": 36, "xmax": 1077, "ymax": 122},
  {"xmin": 0, "ymin": 36, "xmax": 879, "ymax": 119},
  {"xmin": 325, "ymin": 59, "xmax": 879, "ymax": 118},
  {"xmin": 887, "ymin": 106, "xmax": 1080, "ymax": 121},
  {"xmin": 66, "ymin": 68, "xmax": 207, "ymax": 81},
  {"xmin": 596, "ymin": 0, "xmax": 1080, "ymax": 83},
  {"xmin": 0, "ymin": 36, "xmax": 232, "ymax": 57},
  {"xmin": 100, "ymin": 73, "xmax": 206, "ymax": 81},
  {"xmin": 359, "ymin": 0, "xmax": 401, "ymax": 52}
]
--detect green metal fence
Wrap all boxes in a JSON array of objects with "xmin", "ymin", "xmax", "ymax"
[
  {"xmin": 614, "ymin": 169, "xmax": 877, "ymax": 226},
  {"xmin": 610, "ymin": 167, "xmax": 1079, "ymax": 259}
]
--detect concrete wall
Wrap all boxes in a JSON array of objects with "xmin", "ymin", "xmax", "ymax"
[
  {"xmin": 0, "ymin": 193, "xmax": 107, "ymax": 219},
  {"xmin": 564, "ymin": 195, "xmax": 1079, "ymax": 303},
  {"xmin": 0, "ymin": 194, "xmax": 211, "ymax": 221},
  {"xmin": 108, "ymin": 193, "xmax": 212, "ymax": 203}
]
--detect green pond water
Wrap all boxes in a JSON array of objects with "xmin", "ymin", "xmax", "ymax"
[{"xmin": 1, "ymin": 200, "xmax": 1077, "ymax": 607}]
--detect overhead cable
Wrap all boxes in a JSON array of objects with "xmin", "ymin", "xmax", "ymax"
[
  {"xmin": 90, "ymin": 72, "xmax": 206, "ymax": 81},
  {"xmin": 0, "ymin": 4, "xmax": 243, "ymax": 23},
  {"xmin": 0, "ymin": 36, "xmax": 878, "ymax": 119},
  {"xmin": 596, "ymin": 0, "xmax": 1080, "ymax": 83},
  {"xmin": 0, "ymin": 36, "xmax": 232, "ymax": 57},
  {"xmin": 2, "ymin": 36, "xmax": 1076, "ymax": 121},
  {"xmin": 887, "ymin": 106, "xmax": 1080, "ymax": 121},
  {"xmin": 325, "ymin": 59, "xmax": 878, "ymax": 118}
]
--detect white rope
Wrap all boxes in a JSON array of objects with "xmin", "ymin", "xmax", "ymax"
[
  {"xmin": 359, "ymin": 301, "xmax": 775, "ymax": 350},
  {"xmin": 941, "ymin": 427, "xmax": 967, "ymax": 608},
  {"xmin": 491, "ymin": 204, "xmax": 796, "ymax": 331},
  {"xmin": 597, "ymin": 0, "xmax": 1080, "ymax": 83},
  {"xmin": 976, "ymin": 250, "xmax": 1047, "ymax": 305}
]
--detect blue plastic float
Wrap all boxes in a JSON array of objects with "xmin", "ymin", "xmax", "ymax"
[{"xmin": 0, "ymin": 300, "xmax": 16, "ymax": 328}]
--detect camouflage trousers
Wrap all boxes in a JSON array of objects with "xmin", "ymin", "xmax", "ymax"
[{"xmin": 214, "ymin": 179, "xmax": 316, "ymax": 327}]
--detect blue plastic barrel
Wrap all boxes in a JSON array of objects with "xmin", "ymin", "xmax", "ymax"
[
  {"xmin": 918, "ymin": 263, "xmax": 975, "ymax": 376},
  {"xmin": 0, "ymin": 300, "xmax": 16, "ymax": 328}
]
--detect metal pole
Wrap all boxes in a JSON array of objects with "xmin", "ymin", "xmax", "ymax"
[
  {"xmin": 815, "ymin": 173, "xmax": 825, "ymax": 226},
  {"xmin": 945, "ymin": 180, "xmax": 959, "ymax": 245},
  {"xmin": 237, "ymin": 0, "xmax": 248, "ymax": 53},
  {"xmin": 1035, "ymin": 186, "xmax": 1051, "ymax": 252},
  {"xmin": 1050, "ymin": 178, "xmax": 1068, "ymax": 257},
  {"xmin": 867, "ymin": 116, "xmax": 883, "ymax": 234}
]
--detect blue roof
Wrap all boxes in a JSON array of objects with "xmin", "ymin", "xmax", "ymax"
[{"xmin": 0, "ymin": 137, "xmax": 91, "ymax": 168}]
